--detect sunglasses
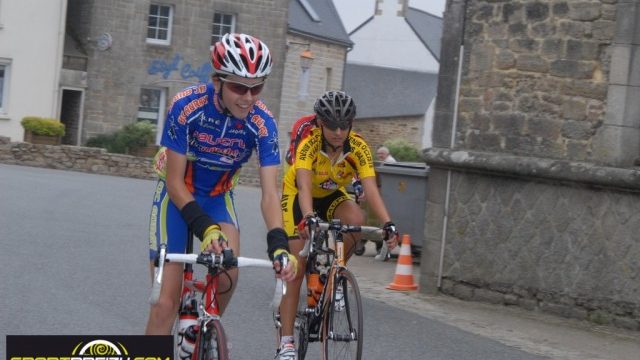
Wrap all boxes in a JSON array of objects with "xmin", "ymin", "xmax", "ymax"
[
  {"xmin": 219, "ymin": 77, "xmax": 265, "ymax": 96},
  {"xmin": 321, "ymin": 120, "xmax": 351, "ymax": 131}
]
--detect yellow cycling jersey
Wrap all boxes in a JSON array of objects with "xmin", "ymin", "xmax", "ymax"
[{"xmin": 283, "ymin": 128, "xmax": 376, "ymax": 197}]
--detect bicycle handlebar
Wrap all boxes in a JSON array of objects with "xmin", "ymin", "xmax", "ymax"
[
  {"xmin": 299, "ymin": 220, "xmax": 383, "ymax": 258},
  {"xmin": 317, "ymin": 222, "xmax": 382, "ymax": 234},
  {"xmin": 149, "ymin": 246, "xmax": 286, "ymax": 311}
]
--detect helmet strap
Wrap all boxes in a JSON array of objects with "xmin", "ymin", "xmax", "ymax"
[
  {"xmin": 214, "ymin": 77, "xmax": 233, "ymax": 117},
  {"xmin": 320, "ymin": 126, "xmax": 349, "ymax": 153}
]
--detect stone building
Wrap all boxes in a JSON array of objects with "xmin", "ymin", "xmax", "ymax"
[
  {"xmin": 280, "ymin": 0, "xmax": 351, "ymax": 139},
  {"xmin": 63, "ymin": 0, "xmax": 289, "ymax": 147},
  {"xmin": 0, "ymin": 0, "xmax": 356, "ymax": 185},
  {"xmin": 422, "ymin": 0, "xmax": 640, "ymax": 329},
  {"xmin": 231, "ymin": 0, "xmax": 352, "ymax": 185}
]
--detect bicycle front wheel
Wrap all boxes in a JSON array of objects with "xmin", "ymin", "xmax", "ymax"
[
  {"xmin": 322, "ymin": 268, "xmax": 363, "ymax": 360},
  {"xmin": 295, "ymin": 311, "xmax": 310, "ymax": 359},
  {"xmin": 195, "ymin": 319, "xmax": 228, "ymax": 360}
]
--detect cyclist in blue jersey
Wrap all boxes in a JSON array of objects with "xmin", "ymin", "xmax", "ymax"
[{"xmin": 145, "ymin": 33, "xmax": 297, "ymax": 335}]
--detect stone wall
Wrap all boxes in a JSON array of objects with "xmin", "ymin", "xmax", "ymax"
[
  {"xmin": 0, "ymin": 140, "xmax": 268, "ymax": 187},
  {"xmin": 0, "ymin": 141, "xmax": 156, "ymax": 180},
  {"xmin": 453, "ymin": 0, "xmax": 621, "ymax": 164},
  {"xmin": 422, "ymin": 149, "xmax": 640, "ymax": 330},
  {"xmin": 424, "ymin": 0, "xmax": 640, "ymax": 330},
  {"xmin": 352, "ymin": 115, "xmax": 424, "ymax": 150}
]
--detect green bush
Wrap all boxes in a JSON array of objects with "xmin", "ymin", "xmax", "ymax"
[
  {"xmin": 21, "ymin": 117, "xmax": 65, "ymax": 136},
  {"xmin": 86, "ymin": 121, "xmax": 156, "ymax": 154},
  {"xmin": 383, "ymin": 138, "xmax": 423, "ymax": 162}
]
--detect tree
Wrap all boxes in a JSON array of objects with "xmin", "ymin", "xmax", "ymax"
[{"xmin": 383, "ymin": 138, "xmax": 422, "ymax": 162}]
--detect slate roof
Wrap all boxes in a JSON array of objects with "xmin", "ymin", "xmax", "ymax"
[
  {"xmin": 288, "ymin": 0, "xmax": 352, "ymax": 46},
  {"xmin": 344, "ymin": 63, "xmax": 439, "ymax": 119},
  {"xmin": 405, "ymin": 7, "xmax": 443, "ymax": 61}
]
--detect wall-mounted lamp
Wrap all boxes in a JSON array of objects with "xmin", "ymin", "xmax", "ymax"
[
  {"xmin": 288, "ymin": 40, "xmax": 314, "ymax": 71},
  {"xmin": 288, "ymin": 40, "xmax": 314, "ymax": 98},
  {"xmin": 300, "ymin": 49, "xmax": 314, "ymax": 71}
]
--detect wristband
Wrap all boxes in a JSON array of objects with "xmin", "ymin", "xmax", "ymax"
[
  {"xmin": 267, "ymin": 227, "xmax": 290, "ymax": 261},
  {"xmin": 180, "ymin": 200, "xmax": 216, "ymax": 240}
]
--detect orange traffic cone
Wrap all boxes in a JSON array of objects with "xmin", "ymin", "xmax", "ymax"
[{"xmin": 386, "ymin": 234, "xmax": 418, "ymax": 291}]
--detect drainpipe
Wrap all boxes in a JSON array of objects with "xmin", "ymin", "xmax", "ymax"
[
  {"xmin": 437, "ymin": 45, "xmax": 464, "ymax": 288},
  {"xmin": 53, "ymin": 0, "xmax": 68, "ymax": 117},
  {"xmin": 436, "ymin": 0, "xmax": 467, "ymax": 289}
]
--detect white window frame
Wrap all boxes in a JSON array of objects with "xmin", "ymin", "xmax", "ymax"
[
  {"xmin": 0, "ymin": 0, "xmax": 4, "ymax": 29},
  {"xmin": 0, "ymin": 59, "xmax": 11, "ymax": 116},
  {"xmin": 146, "ymin": 4, "xmax": 173, "ymax": 45},
  {"xmin": 211, "ymin": 12, "xmax": 235, "ymax": 47},
  {"xmin": 137, "ymin": 87, "xmax": 166, "ymax": 145}
]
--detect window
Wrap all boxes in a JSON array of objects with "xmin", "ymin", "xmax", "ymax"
[
  {"xmin": 137, "ymin": 88, "xmax": 166, "ymax": 144},
  {"xmin": 147, "ymin": 4, "xmax": 173, "ymax": 45},
  {"xmin": 0, "ymin": 61, "xmax": 10, "ymax": 114},
  {"xmin": 137, "ymin": 88, "xmax": 162, "ymax": 124},
  {"xmin": 211, "ymin": 12, "xmax": 235, "ymax": 46},
  {"xmin": 298, "ymin": 66, "xmax": 310, "ymax": 99}
]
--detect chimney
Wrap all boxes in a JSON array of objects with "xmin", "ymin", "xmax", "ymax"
[{"xmin": 375, "ymin": 0, "xmax": 408, "ymax": 17}]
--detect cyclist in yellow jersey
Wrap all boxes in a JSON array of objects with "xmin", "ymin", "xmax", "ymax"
[{"xmin": 276, "ymin": 91, "xmax": 399, "ymax": 359}]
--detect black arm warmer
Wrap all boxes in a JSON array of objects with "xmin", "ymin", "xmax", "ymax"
[
  {"xmin": 180, "ymin": 200, "xmax": 216, "ymax": 240},
  {"xmin": 266, "ymin": 227, "xmax": 290, "ymax": 261}
]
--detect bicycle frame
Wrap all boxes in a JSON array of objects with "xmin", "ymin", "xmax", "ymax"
[
  {"xmin": 279, "ymin": 219, "xmax": 380, "ymax": 360},
  {"xmin": 151, "ymin": 235, "xmax": 284, "ymax": 360},
  {"xmin": 180, "ymin": 237, "xmax": 224, "ymax": 319}
]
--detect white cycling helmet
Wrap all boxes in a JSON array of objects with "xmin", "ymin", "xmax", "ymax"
[{"xmin": 211, "ymin": 33, "xmax": 272, "ymax": 78}]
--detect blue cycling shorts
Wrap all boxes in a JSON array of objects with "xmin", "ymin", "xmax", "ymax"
[{"xmin": 148, "ymin": 180, "xmax": 239, "ymax": 260}]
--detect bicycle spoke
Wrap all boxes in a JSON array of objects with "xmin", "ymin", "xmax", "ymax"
[{"xmin": 322, "ymin": 269, "xmax": 363, "ymax": 360}]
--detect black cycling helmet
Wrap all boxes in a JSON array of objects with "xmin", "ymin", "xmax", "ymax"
[{"xmin": 314, "ymin": 91, "xmax": 356, "ymax": 130}]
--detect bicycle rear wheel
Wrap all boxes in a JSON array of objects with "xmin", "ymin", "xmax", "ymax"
[
  {"xmin": 195, "ymin": 319, "xmax": 228, "ymax": 360},
  {"xmin": 321, "ymin": 268, "xmax": 363, "ymax": 360}
]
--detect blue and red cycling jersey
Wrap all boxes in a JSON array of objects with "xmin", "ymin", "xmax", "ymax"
[{"xmin": 158, "ymin": 82, "xmax": 281, "ymax": 196}]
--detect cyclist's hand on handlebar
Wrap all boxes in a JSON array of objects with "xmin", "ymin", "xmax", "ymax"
[
  {"xmin": 200, "ymin": 224, "xmax": 228, "ymax": 254},
  {"xmin": 352, "ymin": 180, "xmax": 366, "ymax": 202},
  {"xmin": 272, "ymin": 249, "xmax": 298, "ymax": 282},
  {"xmin": 383, "ymin": 221, "xmax": 399, "ymax": 250},
  {"xmin": 297, "ymin": 213, "xmax": 318, "ymax": 240},
  {"xmin": 267, "ymin": 228, "xmax": 298, "ymax": 282}
]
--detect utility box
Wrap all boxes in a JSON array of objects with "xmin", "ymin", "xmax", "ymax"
[{"xmin": 375, "ymin": 162, "xmax": 429, "ymax": 255}]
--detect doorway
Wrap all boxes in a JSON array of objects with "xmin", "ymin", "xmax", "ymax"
[{"xmin": 60, "ymin": 89, "xmax": 84, "ymax": 145}]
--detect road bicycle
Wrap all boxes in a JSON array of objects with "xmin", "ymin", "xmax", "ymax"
[
  {"xmin": 150, "ymin": 238, "xmax": 286, "ymax": 360},
  {"xmin": 274, "ymin": 219, "xmax": 382, "ymax": 360}
]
